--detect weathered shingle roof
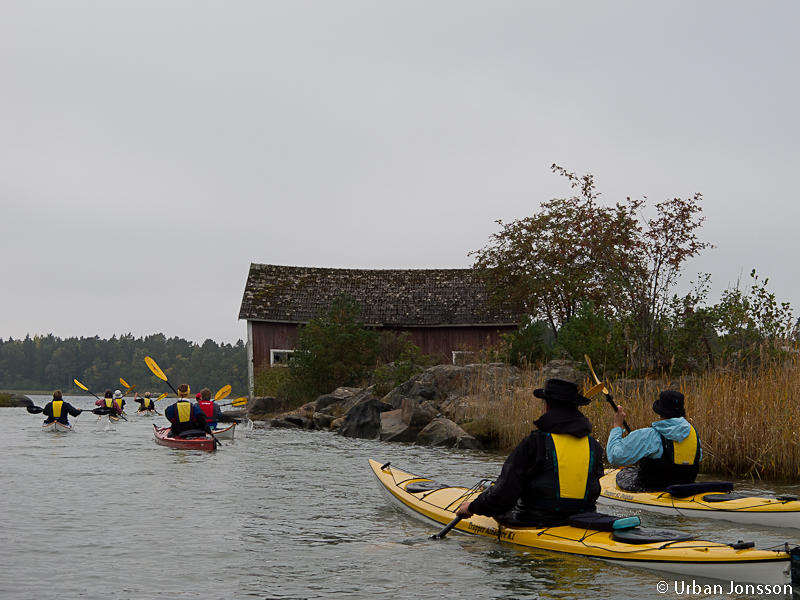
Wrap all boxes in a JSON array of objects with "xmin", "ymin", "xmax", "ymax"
[{"xmin": 238, "ymin": 263, "xmax": 522, "ymax": 327}]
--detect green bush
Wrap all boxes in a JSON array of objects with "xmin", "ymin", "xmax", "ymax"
[
  {"xmin": 372, "ymin": 332, "xmax": 433, "ymax": 396},
  {"xmin": 286, "ymin": 296, "xmax": 380, "ymax": 401},
  {"xmin": 501, "ymin": 318, "xmax": 552, "ymax": 366}
]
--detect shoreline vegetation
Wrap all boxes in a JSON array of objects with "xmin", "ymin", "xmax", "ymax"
[{"xmin": 462, "ymin": 359, "xmax": 800, "ymax": 482}]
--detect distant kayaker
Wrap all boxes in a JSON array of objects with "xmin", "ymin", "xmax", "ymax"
[
  {"xmin": 455, "ymin": 379, "xmax": 604, "ymax": 527},
  {"xmin": 96, "ymin": 389, "xmax": 123, "ymax": 416},
  {"xmin": 42, "ymin": 390, "xmax": 83, "ymax": 426},
  {"xmin": 196, "ymin": 387, "xmax": 222, "ymax": 429},
  {"xmin": 164, "ymin": 384, "xmax": 211, "ymax": 437},
  {"xmin": 134, "ymin": 391, "xmax": 157, "ymax": 413},
  {"xmin": 606, "ymin": 390, "xmax": 701, "ymax": 492}
]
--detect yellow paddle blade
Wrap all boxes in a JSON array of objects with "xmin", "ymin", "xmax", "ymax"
[
  {"xmin": 122, "ymin": 384, "xmax": 136, "ymax": 397},
  {"xmin": 584, "ymin": 354, "xmax": 610, "ymax": 394},
  {"xmin": 120, "ymin": 377, "xmax": 132, "ymax": 389},
  {"xmin": 156, "ymin": 392, "xmax": 169, "ymax": 401},
  {"xmin": 214, "ymin": 384, "xmax": 232, "ymax": 401},
  {"xmin": 583, "ymin": 382, "xmax": 606, "ymax": 399},
  {"xmin": 73, "ymin": 378, "xmax": 89, "ymax": 391},
  {"xmin": 231, "ymin": 397, "xmax": 248, "ymax": 407},
  {"xmin": 145, "ymin": 356, "xmax": 168, "ymax": 382}
]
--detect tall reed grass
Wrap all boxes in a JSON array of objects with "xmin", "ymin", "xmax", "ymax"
[{"xmin": 462, "ymin": 358, "xmax": 800, "ymax": 481}]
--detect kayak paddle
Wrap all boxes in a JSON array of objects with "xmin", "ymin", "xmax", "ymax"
[
  {"xmin": 430, "ymin": 516, "xmax": 463, "ymax": 540},
  {"xmin": 27, "ymin": 405, "xmax": 117, "ymax": 416},
  {"xmin": 144, "ymin": 356, "xmax": 179, "ymax": 395},
  {"xmin": 585, "ymin": 354, "xmax": 630, "ymax": 433},
  {"xmin": 218, "ymin": 397, "xmax": 248, "ymax": 408},
  {"xmin": 214, "ymin": 385, "xmax": 232, "ymax": 401},
  {"xmin": 73, "ymin": 379, "xmax": 128, "ymax": 421},
  {"xmin": 144, "ymin": 356, "xmax": 221, "ymax": 448}
]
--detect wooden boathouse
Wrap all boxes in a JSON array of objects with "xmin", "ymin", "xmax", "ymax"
[{"xmin": 238, "ymin": 263, "xmax": 523, "ymax": 394}]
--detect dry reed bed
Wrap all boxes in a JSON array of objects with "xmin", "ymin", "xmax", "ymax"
[{"xmin": 463, "ymin": 361, "xmax": 800, "ymax": 482}]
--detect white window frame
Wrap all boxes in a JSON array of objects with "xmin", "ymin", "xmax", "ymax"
[
  {"xmin": 451, "ymin": 350, "xmax": 474, "ymax": 365},
  {"xmin": 270, "ymin": 349, "xmax": 295, "ymax": 367}
]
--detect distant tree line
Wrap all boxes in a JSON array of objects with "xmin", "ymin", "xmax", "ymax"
[{"xmin": 0, "ymin": 333, "xmax": 247, "ymax": 395}]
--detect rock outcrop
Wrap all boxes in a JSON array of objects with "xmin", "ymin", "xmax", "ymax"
[{"xmin": 257, "ymin": 362, "xmax": 535, "ymax": 450}]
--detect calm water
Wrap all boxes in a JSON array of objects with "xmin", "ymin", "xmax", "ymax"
[{"xmin": 3, "ymin": 395, "xmax": 800, "ymax": 600}]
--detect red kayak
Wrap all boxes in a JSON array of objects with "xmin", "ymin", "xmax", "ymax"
[{"xmin": 152, "ymin": 425, "xmax": 216, "ymax": 452}]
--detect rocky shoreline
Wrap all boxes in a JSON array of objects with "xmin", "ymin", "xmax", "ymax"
[{"xmin": 246, "ymin": 362, "xmax": 543, "ymax": 450}]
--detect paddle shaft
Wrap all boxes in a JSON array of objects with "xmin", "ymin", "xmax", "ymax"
[
  {"xmin": 604, "ymin": 395, "xmax": 631, "ymax": 433},
  {"xmin": 584, "ymin": 354, "xmax": 630, "ymax": 433},
  {"xmin": 430, "ymin": 516, "xmax": 462, "ymax": 540}
]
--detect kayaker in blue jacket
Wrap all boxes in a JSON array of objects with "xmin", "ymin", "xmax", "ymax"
[
  {"xmin": 455, "ymin": 379, "xmax": 604, "ymax": 527},
  {"xmin": 43, "ymin": 390, "xmax": 83, "ymax": 425},
  {"xmin": 606, "ymin": 390, "xmax": 701, "ymax": 492},
  {"xmin": 164, "ymin": 384, "xmax": 211, "ymax": 437}
]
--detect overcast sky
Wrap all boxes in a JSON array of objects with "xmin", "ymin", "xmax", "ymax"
[{"xmin": 2, "ymin": 1, "xmax": 798, "ymax": 345}]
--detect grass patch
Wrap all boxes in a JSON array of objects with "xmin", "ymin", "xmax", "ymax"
[
  {"xmin": 0, "ymin": 393, "xmax": 13, "ymax": 407},
  {"xmin": 463, "ymin": 359, "xmax": 800, "ymax": 481}
]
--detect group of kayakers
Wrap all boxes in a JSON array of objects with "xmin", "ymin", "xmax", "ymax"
[
  {"xmin": 456, "ymin": 378, "xmax": 700, "ymax": 528},
  {"xmin": 40, "ymin": 383, "xmax": 225, "ymax": 438}
]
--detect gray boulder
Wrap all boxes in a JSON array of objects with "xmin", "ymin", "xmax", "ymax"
[
  {"xmin": 312, "ymin": 412, "xmax": 336, "ymax": 429},
  {"xmin": 315, "ymin": 387, "xmax": 363, "ymax": 413},
  {"xmin": 338, "ymin": 395, "xmax": 392, "ymax": 439},
  {"xmin": 379, "ymin": 409, "xmax": 419, "ymax": 443},
  {"xmin": 416, "ymin": 417, "xmax": 481, "ymax": 450},
  {"xmin": 248, "ymin": 396, "xmax": 297, "ymax": 417}
]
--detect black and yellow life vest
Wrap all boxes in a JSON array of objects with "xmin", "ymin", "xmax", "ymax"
[
  {"xmin": 637, "ymin": 425, "xmax": 700, "ymax": 489},
  {"xmin": 176, "ymin": 401, "xmax": 193, "ymax": 423},
  {"xmin": 524, "ymin": 431, "xmax": 599, "ymax": 513},
  {"xmin": 51, "ymin": 400, "xmax": 63, "ymax": 418}
]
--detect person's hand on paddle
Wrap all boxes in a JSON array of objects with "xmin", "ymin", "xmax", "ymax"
[
  {"xmin": 613, "ymin": 404, "xmax": 628, "ymax": 430},
  {"xmin": 456, "ymin": 501, "xmax": 473, "ymax": 518}
]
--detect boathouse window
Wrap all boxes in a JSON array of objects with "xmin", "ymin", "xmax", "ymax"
[
  {"xmin": 452, "ymin": 351, "xmax": 475, "ymax": 366},
  {"xmin": 270, "ymin": 349, "xmax": 294, "ymax": 366}
]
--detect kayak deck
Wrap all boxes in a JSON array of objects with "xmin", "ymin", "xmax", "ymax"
[
  {"xmin": 211, "ymin": 422, "xmax": 236, "ymax": 440},
  {"xmin": 599, "ymin": 468, "xmax": 800, "ymax": 528},
  {"xmin": 153, "ymin": 425, "xmax": 216, "ymax": 452},
  {"xmin": 369, "ymin": 459, "xmax": 796, "ymax": 586},
  {"xmin": 42, "ymin": 421, "xmax": 73, "ymax": 433}
]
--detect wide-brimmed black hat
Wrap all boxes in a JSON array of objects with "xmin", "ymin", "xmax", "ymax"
[
  {"xmin": 533, "ymin": 379, "xmax": 591, "ymax": 406},
  {"xmin": 653, "ymin": 390, "xmax": 685, "ymax": 418}
]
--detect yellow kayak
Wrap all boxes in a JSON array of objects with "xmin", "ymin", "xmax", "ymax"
[
  {"xmin": 599, "ymin": 468, "xmax": 800, "ymax": 529},
  {"xmin": 369, "ymin": 459, "xmax": 798, "ymax": 587}
]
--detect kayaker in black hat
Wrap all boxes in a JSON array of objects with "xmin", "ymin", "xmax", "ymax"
[
  {"xmin": 606, "ymin": 390, "xmax": 701, "ymax": 492},
  {"xmin": 42, "ymin": 390, "xmax": 83, "ymax": 426},
  {"xmin": 456, "ymin": 378, "xmax": 604, "ymax": 527},
  {"xmin": 164, "ymin": 383, "xmax": 212, "ymax": 438}
]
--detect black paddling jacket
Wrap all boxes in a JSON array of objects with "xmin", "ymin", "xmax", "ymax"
[
  {"xmin": 469, "ymin": 405, "xmax": 603, "ymax": 524},
  {"xmin": 43, "ymin": 400, "xmax": 82, "ymax": 424},
  {"xmin": 164, "ymin": 401, "xmax": 209, "ymax": 435},
  {"xmin": 636, "ymin": 425, "xmax": 701, "ymax": 490}
]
